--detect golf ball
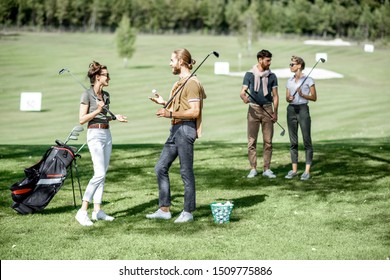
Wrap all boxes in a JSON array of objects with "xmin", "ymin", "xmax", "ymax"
[{"xmin": 152, "ymin": 89, "xmax": 157, "ymax": 94}]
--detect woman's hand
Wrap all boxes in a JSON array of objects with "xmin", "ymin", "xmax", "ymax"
[
  {"xmin": 287, "ymin": 95, "xmax": 294, "ymax": 102},
  {"xmin": 115, "ymin": 114, "xmax": 128, "ymax": 122},
  {"xmin": 96, "ymin": 100, "xmax": 105, "ymax": 112}
]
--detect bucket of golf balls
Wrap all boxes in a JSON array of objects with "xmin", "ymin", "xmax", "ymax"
[{"xmin": 210, "ymin": 201, "xmax": 234, "ymax": 224}]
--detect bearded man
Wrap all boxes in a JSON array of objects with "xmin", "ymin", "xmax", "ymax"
[
  {"xmin": 147, "ymin": 48, "xmax": 206, "ymax": 223},
  {"xmin": 240, "ymin": 49, "xmax": 279, "ymax": 179}
]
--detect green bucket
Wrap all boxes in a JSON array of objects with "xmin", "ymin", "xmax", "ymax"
[{"xmin": 210, "ymin": 202, "xmax": 234, "ymax": 224}]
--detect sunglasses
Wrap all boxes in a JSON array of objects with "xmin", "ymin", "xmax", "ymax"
[{"xmin": 289, "ymin": 63, "xmax": 297, "ymax": 67}]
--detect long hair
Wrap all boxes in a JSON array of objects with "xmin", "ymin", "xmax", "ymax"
[{"xmin": 173, "ymin": 48, "xmax": 196, "ymax": 70}]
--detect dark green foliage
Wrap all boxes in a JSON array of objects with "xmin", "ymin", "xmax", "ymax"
[{"xmin": 0, "ymin": 0, "xmax": 389, "ymax": 41}]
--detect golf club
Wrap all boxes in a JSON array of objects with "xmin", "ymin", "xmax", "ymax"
[
  {"xmin": 164, "ymin": 51, "xmax": 219, "ymax": 109},
  {"xmin": 292, "ymin": 58, "xmax": 326, "ymax": 97},
  {"xmin": 59, "ymin": 68, "xmax": 117, "ymax": 120},
  {"xmin": 76, "ymin": 142, "xmax": 87, "ymax": 154},
  {"xmin": 64, "ymin": 125, "xmax": 84, "ymax": 144},
  {"xmin": 245, "ymin": 90, "xmax": 286, "ymax": 136}
]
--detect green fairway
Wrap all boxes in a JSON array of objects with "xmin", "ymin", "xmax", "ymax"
[
  {"xmin": 1, "ymin": 32, "xmax": 389, "ymax": 144},
  {"xmin": 1, "ymin": 140, "xmax": 389, "ymax": 260},
  {"xmin": 0, "ymin": 32, "xmax": 389, "ymax": 260}
]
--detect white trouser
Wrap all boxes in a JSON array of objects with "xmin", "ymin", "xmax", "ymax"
[{"xmin": 82, "ymin": 128, "xmax": 112, "ymax": 204}]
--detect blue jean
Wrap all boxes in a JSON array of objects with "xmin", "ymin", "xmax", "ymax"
[
  {"xmin": 155, "ymin": 121, "xmax": 197, "ymax": 212},
  {"xmin": 287, "ymin": 104, "xmax": 313, "ymax": 165}
]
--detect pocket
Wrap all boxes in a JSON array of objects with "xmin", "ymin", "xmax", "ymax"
[{"xmin": 182, "ymin": 123, "xmax": 197, "ymax": 143}]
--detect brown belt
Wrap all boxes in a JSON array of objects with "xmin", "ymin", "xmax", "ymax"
[
  {"xmin": 171, "ymin": 119, "xmax": 195, "ymax": 125},
  {"xmin": 88, "ymin": 123, "xmax": 109, "ymax": 129}
]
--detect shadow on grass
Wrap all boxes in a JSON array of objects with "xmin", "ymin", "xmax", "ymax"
[{"xmin": 1, "ymin": 138, "xmax": 389, "ymax": 217}]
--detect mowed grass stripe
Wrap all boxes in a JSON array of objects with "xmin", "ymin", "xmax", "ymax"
[{"xmin": 1, "ymin": 32, "xmax": 389, "ymax": 145}]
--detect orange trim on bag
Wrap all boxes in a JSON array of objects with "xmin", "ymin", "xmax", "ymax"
[
  {"xmin": 47, "ymin": 174, "xmax": 63, "ymax": 178},
  {"xmin": 12, "ymin": 189, "xmax": 32, "ymax": 195}
]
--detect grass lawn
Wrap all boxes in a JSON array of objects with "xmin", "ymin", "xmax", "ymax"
[
  {"xmin": 0, "ymin": 32, "xmax": 389, "ymax": 261},
  {"xmin": 0, "ymin": 140, "xmax": 389, "ymax": 260}
]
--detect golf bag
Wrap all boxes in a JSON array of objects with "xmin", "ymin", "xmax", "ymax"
[{"xmin": 10, "ymin": 144, "xmax": 80, "ymax": 214}]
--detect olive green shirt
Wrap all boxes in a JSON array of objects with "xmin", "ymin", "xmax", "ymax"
[{"xmin": 80, "ymin": 87, "xmax": 110, "ymax": 125}]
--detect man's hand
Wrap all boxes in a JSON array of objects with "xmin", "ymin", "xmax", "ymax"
[
  {"xmin": 149, "ymin": 93, "xmax": 166, "ymax": 105},
  {"xmin": 156, "ymin": 108, "xmax": 169, "ymax": 118},
  {"xmin": 240, "ymin": 92, "xmax": 250, "ymax": 104}
]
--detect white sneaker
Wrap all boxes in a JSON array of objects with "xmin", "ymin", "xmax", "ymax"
[
  {"xmin": 262, "ymin": 169, "xmax": 276, "ymax": 178},
  {"xmin": 75, "ymin": 209, "xmax": 93, "ymax": 226},
  {"xmin": 146, "ymin": 209, "xmax": 172, "ymax": 220},
  {"xmin": 285, "ymin": 170, "xmax": 298, "ymax": 179},
  {"xmin": 92, "ymin": 210, "xmax": 115, "ymax": 221},
  {"xmin": 300, "ymin": 172, "xmax": 311, "ymax": 181},
  {"xmin": 174, "ymin": 211, "xmax": 194, "ymax": 223},
  {"xmin": 247, "ymin": 169, "xmax": 258, "ymax": 178}
]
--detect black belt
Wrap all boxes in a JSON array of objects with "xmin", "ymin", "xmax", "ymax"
[{"xmin": 250, "ymin": 103, "xmax": 272, "ymax": 108}]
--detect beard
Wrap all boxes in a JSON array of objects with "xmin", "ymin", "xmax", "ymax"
[
  {"xmin": 172, "ymin": 64, "xmax": 181, "ymax": 75},
  {"xmin": 261, "ymin": 63, "xmax": 270, "ymax": 71}
]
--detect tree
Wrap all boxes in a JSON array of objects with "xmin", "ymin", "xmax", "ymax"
[{"xmin": 116, "ymin": 14, "xmax": 136, "ymax": 68}]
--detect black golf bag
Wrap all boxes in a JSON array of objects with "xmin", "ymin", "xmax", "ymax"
[{"xmin": 10, "ymin": 144, "xmax": 81, "ymax": 214}]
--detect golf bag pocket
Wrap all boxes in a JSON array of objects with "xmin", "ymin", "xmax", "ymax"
[
  {"xmin": 11, "ymin": 179, "xmax": 36, "ymax": 203},
  {"xmin": 10, "ymin": 161, "xmax": 41, "ymax": 203}
]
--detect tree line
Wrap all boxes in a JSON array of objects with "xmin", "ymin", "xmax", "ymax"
[{"xmin": 1, "ymin": 0, "xmax": 389, "ymax": 42}]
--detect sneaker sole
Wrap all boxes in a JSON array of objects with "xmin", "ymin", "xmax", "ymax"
[
  {"xmin": 174, "ymin": 219, "xmax": 194, "ymax": 223},
  {"xmin": 285, "ymin": 175, "xmax": 297, "ymax": 179},
  {"xmin": 75, "ymin": 218, "xmax": 93, "ymax": 226},
  {"xmin": 146, "ymin": 215, "xmax": 172, "ymax": 220}
]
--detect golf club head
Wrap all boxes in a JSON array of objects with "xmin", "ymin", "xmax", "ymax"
[
  {"xmin": 68, "ymin": 135, "xmax": 78, "ymax": 141},
  {"xmin": 58, "ymin": 68, "xmax": 69, "ymax": 75},
  {"xmin": 71, "ymin": 132, "xmax": 80, "ymax": 137},
  {"xmin": 280, "ymin": 130, "xmax": 286, "ymax": 137},
  {"xmin": 55, "ymin": 139, "xmax": 65, "ymax": 146},
  {"xmin": 212, "ymin": 51, "xmax": 219, "ymax": 58},
  {"xmin": 320, "ymin": 58, "xmax": 326, "ymax": 63},
  {"xmin": 72, "ymin": 126, "xmax": 84, "ymax": 132}
]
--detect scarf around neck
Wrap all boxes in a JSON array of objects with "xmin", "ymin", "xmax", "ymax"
[{"xmin": 251, "ymin": 65, "xmax": 271, "ymax": 96}]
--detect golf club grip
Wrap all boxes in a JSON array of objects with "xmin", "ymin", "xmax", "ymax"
[
  {"xmin": 245, "ymin": 90, "xmax": 286, "ymax": 132},
  {"xmin": 292, "ymin": 76, "xmax": 309, "ymax": 97},
  {"xmin": 245, "ymin": 90, "xmax": 273, "ymax": 119},
  {"xmin": 104, "ymin": 106, "xmax": 117, "ymax": 120}
]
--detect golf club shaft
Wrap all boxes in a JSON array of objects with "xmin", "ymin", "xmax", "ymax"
[
  {"xmin": 67, "ymin": 71, "xmax": 87, "ymax": 90},
  {"xmin": 292, "ymin": 58, "xmax": 322, "ymax": 97},
  {"xmin": 164, "ymin": 51, "xmax": 218, "ymax": 109},
  {"xmin": 245, "ymin": 90, "xmax": 286, "ymax": 133},
  {"xmin": 59, "ymin": 69, "xmax": 117, "ymax": 120},
  {"xmin": 76, "ymin": 142, "xmax": 87, "ymax": 154}
]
